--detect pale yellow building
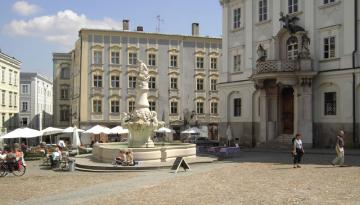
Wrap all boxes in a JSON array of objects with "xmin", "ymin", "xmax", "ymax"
[
  {"xmin": 53, "ymin": 22, "xmax": 222, "ymax": 140},
  {"xmin": 0, "ymin": 50, "xmax": 21, "ymax": 134}
]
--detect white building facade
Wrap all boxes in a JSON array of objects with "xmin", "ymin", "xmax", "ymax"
[
  {"xmin": 53, "ymin": 22, "xmax": 222, "ymax": 140},
  {"xmin": 19, "ymin": 73, "xmax": 53, "ymax": 130},
  {"xmin": 0, "ymin": 50, "xmax": 20, "ymax": 134},
  {"xmin": 219, "ymin": 0, "xmax": 360, "ymax": 147}
]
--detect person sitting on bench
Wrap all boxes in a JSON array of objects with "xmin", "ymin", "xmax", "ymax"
[{"xmin": 115, "ymin": 150, "xmax": 127, "ymax": 165}]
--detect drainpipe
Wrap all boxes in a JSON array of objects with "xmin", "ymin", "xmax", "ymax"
[
  {"xmin": 352, "ymin": 0, "xmax": 358, "ymax": 147},
  {"xmin": 78, "ymin": 31, "xmax": 83, "ymax": 128}
]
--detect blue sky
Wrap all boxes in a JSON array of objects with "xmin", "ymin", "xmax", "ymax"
[{"xmin": 0, "ymin": 0, "xmax": 222, "ymax": 80}]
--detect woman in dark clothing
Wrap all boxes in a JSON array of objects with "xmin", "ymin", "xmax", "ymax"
[{"xmin": 292, "ymin": 133, "xmax": 305, "ymax": 168}]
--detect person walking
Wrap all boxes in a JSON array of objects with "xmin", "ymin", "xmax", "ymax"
[
  {"xmin": 292, "ymin": 134, "xmax": 304, "ymax": 168},
  {"xmin": 331, "ymin": 130, "xmax": 345, "ymax": 167}
]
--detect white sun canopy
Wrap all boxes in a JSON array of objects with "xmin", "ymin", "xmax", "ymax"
[
  {"xmin": 109, "ymin": 126, "xmax": 129, "ymax": 134},
  {"xmin": 84, "ymin": 125, "xmax": 111, "ymax": 135},
  {"xmin": 1, "ymin": 128, "xmax": 42, "ymax": 139}
]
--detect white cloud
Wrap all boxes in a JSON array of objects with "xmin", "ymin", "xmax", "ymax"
[
  {"xmin": 12, "ymin": 1, "xmax": 40, "ymax": 16},
  {"xmin": 3, "ymin": 10, "xmax": 122, "ymax": 48}
]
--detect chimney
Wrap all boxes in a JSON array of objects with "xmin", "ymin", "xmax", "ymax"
[
  {"xmin": 136, "ymin": 26, "xmax": 144, "ymax": 32},
  {"xmin": 192, "ymin": 23, "xmax": 199, "ymax": 36},
  {"xmin": 123, "ymin": 19, "xmax": 129, "ymax": 31}
]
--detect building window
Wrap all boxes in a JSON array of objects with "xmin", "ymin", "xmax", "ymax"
[
  {"xmin": 259, "ymin": 0, "xmax": 268, "ymax": 22},
  {"xmin": 234, "ymin": 98, "xmax": 241, "ymax": 117},
  {"xmin": 128, "ymin": 100, "xmax": 135, "ymax": 112},
  {"xmin": 170, "ymin": 78, "xmax": 178, "ymax": 89},
  {"xmin": 210, "ymin": 58, "xmax": 217, "ymax": 70},
  {"xmin": 1, "ymin": 68, "xmax": 5, "ymax": 82},
  {"xmin": 288, "ymin": 0, "xmax": 298, "ymax": 14},
  {"xmin": 129, "ymin": 52, "xmax": 137, "ymax": 65},
  {"xmin": 149, "ymin": 101, "xmax": 156, "ymax": 111},
  {"xmin": 60, "ymin": 106, "xmax": 70, "ymax": 121},
  {"xmin": 196, "ymin": 57, "xmax": 204, "ymax": 69},
  {"xmin": 9, "ymin": 92, "xmax": 12, "ymax": 107},
  {"xmin": 14, "ymin": 93, "xmax": 17, "ymax": 107},
  {"xmin": 211, "ymin": 102, "xmax": 218, "ymax": 114},
  {"xmin": 1, "ymin": 91, "xmax": 5, "ymax": 106},
  {"xmin": 14, "ymin": 72, "xmax": 17, "ymax": 85},
  {"xmin": 22, "ymin": 101, "xmax": 28, "ymax": 112},
  {"xmin": 111, "ymin": 51, "xmax": 120, "ymax": 64},
  {"xmin": 149, "ymin": 77, "xmax": 156, "ymax": 89},
  {"xmin": 94, "ymin": 51, "xmax": 102, "ymax": 64},
  {"xmin": 8, "ymin": 71, "xmax": 12, "ymax": 85},
  {"xmin": 148, "ymin": 54, "xmax": 156, "ymax": 66},
  {"xmin": 93, "ymin": 75, "xmax": 103, "ymax": 87},
  {"xmin": 170, "ymin": 101, "xmax": 178, "ymax": 114},
  {"xmin": 233, "ymin": 8, "xmax": 241, "ymax": 29},
  {"xmin": 111, "ymin": 75, "xmax": 120, "ymax": 88},
  {"xmin": 60, "ymin": 67, "xmax": 70, "ymax": 79},
  {"xmin": 170, "ymin": 55, "xmax": 178, "ymax": 67},
  {"xmin": 93, "ymin": 100, "xmax": 102, "ymax": 113},
  {"xmin": 210, "ymin": 79, "xmax": 217, "ymax": 91},
  {"xmin": 287, "ymin": 36, "xmax": 298, "ymax": 60},
  {"xmin": 111, "ymin": 100, "xmax": 120, "ymax": 113},
  {"xmin": 323, "ymin": 0, "xmax": 335, "ymax": 5},
  {"xmin": 196, "ymin": 102, "xmax": 204, "ymax": 114},
  {"xmin": 21, "ymin": 117, "xmax": 28, "ymax": 127},
  {"xmin": 21, "ymin": 84, "xmax": 29, "ymax": 94},
  {"xmin": 233, "ymin": 55, "xmax": 241, "ymax": 72},
  {"xmin": 1, "ymin": 113, "xmax": 4, "ymax": 127},
  {"xmin": 324, "ymin": 92, "xmax": 336, "ymax": 115},
  {"xmin": 196, "ymin": 78, "xmax": 204, "ymax": 91},
  {"xmin": 129, "ymin": 76, "xmax": 136, "ymax": 88},
  {"xmin": 324, "ymin": 36, "xmax": 336, "ymax": 59},
  {"xmin": 60, "ymin": 87, "xmax": 69, "ymax": 99}
]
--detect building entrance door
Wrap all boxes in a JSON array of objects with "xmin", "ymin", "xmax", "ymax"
[{"xmin": 281, "ymin": 87, "xmax": 294, "ymax": 134}]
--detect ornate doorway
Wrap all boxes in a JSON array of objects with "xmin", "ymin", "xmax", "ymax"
[{"xmin": 281, "ymin": 87, "xmax": 294, "ymax": 134}]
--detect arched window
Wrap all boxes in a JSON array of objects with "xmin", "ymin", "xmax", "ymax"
[
  {"xmin": 287, "ymin": 36, "xmax": 298, "ymax": 60},
  {"xmin": 60, "ymin": 66, "xmax": 70, "ymax": 79}
]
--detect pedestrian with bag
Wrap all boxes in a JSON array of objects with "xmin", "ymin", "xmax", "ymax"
[
  {"xmin": 331, "ymin": 130, "xmax": 345, "ymax": 167},
  {"xmin": 292, "ymin": 133, "xmax": 304, "ymax": 168}
]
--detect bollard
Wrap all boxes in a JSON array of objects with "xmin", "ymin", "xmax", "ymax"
[{"xmin": 68, "ymin": 159, "xmax": 75, "ymax": 172}]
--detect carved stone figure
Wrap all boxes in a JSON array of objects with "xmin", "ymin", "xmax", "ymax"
[
  {"xmin": 121, "ymin": 59, "xmax": 164, "ymax": 148},
  {"xmin": 257, "ymin": 44, "xmax": 266, "ymax": 62},
  {"xmin": 279, "ymin": 12, "xmax": 305, "ymax": 34}
]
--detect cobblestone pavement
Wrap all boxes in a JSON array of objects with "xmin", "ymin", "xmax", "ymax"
[{"xmin": 1, "ymin": 151, "xmax": 359, "ymax": 205}]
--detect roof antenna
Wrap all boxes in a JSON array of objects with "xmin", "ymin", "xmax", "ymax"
[{"xmin": 156, "ymin": 15, "xmax": 164, "ymax": 33}]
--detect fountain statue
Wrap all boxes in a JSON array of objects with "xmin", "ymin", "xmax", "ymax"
[
  {"xmin": 121, "ymin": 60, "xmax": 164, "ymax": 148},
  {"xmin": 92, "ymin": 59, "xmax": 196, "ymax": 163}
]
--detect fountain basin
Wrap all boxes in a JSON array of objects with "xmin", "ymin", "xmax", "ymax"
[{"xmin": 92, "ymin": 142, "xmax": 196, "ymax": 163}]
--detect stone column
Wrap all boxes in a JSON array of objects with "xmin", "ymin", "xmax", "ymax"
[
  {"xmin": 295, "ymin": 78, "xmax": 313, "ymax": 147},
  {"xmin": 259, "ymin": 88, "xmax": 267, "ymax": 144}
]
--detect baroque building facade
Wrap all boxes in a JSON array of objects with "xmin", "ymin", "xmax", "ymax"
[
  {"xmin": 19, "ymin": 72, "xmax": 53, "ymax": 130},
  {"xmin": 53, "ymin": 23, "xmax": 222, "ymax": 140},
  {"xmin": 219, "ymin": 0, "xmax": 360, "ymax": 147},
  {"xmin": 0, "ymin": 50, "xmax": 20, "ymax": 134}
]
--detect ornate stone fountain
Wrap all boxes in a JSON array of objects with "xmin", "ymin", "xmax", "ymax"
[
  {"xmin": 121, "ymin": 60, "xmax": 164, "ymax": 148},
  {"xmin": 92, "ymin": 59, "xmax": 196, "ymax": 163}
]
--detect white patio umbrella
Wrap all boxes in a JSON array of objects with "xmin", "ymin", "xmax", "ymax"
[
  {"xmin": 41, "ymin": 127, "xmax": 64, "ymax": 135},
  {"xmin": 72, "ymin": 127, "xmax": 81, "ymax": 147},
  {"xmin": 155, "ymin": 127, "xmax": 175, "ymax": 133},
  {"xmin": 181, "ymin": 127, "xmax": 201, "ymax": 134},
  {"xmin": 226, "ymin": 125, "xmax": 233, "ymax": 147},
  {"xmin": 62, "ymin": 126, "xmax": 85, "ymax": 133},
  {"xmin": 109, "ymin": 126, "xmax": 129, "ymax": 134},
  {"xmin": 0, "ymin": 127, "xmax": 42, "ymax": 139},
  {"xmin": 84, "ymin": 125, "xmax": 111, "ymax": 134}
]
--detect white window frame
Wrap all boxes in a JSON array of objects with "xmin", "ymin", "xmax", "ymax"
[
  {"xmin": 93, "ymin": 75, "xmax": 103, "ymax": 88},
  {"xmin": 323, "ymin": 36, "xmax": 336, "ymax": 59},
  {"xmin": 288, "ymin": 0, "xmax": 299, "ymax": 14},
  {"xmin": 196, "ymin": 101, "xmax": 204, "ymax": 114},
  {"xmin": 149, "ymin": 76, "xmax": 156, "ymax": 89},
  {"xmin": 170, "ymin": 101, "xmax": 178, "ymax": 114},
  {"xmin": 128, "ymin": 52, "xmax": 137, "ymax": 65},
  {"xmin": 93, "ymin": 50, "xmax": 103, "ymax": 65},
  {"xmin": 258, "ymin": 0, "xmax": 268, "ymax": 22},
  {"xmin": 110, "ymin": 100, "xmax": 120, "ymax": 113},
  {"xmin": 234, "ymin": 98, "xmax": 242, "ymax": 117},
  {"xmin": 149, "ymin": 100, "xmax": 156, "ymax": 112},
  {"xmin": 210, "ymin": 101, "xmax": 218, "ymax": 115},
  {"xmin": 21, "ymin": 84, "xmax": 29, "ymax": 94},
  {"xmin": 128, "ymin": 76, "xmax": 137, "ymax": 88},
  {"xmin": 233, "ymin": 54, "xmax": 242, "ymax": 72},
  {"xmin": 22, "ymin": 101, "xmax": 29, "ymax": 112},
  {"xmin": 111, "ymin": 75, "xmax": 120, "ymax": 88},
  {"xmin": 128, "ymin": 100, "xmax": 135, "ymax": 112},
  {"xmin": 92, "ymin": 99, "xmax": 102, "ymax": 113},
  {"xmin": 196, "ymin": 56, "xmax": 204, "ymax": 69},
  {"xmin": 233, "ymin": 7, "xmax": 241, "ymax": 29},
  {"xmin": 210, "ymin": 79, "xmax": 217, "ymax": 91},
  {"xmin": 111, "ymin": 51, "xmax": 120, "ymax": 65},
  {"xmin": 148, "ymin": 53, "xmax": 156, "ymax": 66},
  {"xmin": 170, "ymin": 77, "xmax": 178, "ymax": 90},
  {"xmin": 210, "ymin": 57, "xmax": 218, "ymax": 70},
  {"xmin": 196, "ymin": 78, "xmax": 204, "ymax": 91},
  {"xmin": 170, "ymin": 55, "xmax": 178, "ymax": 67}
]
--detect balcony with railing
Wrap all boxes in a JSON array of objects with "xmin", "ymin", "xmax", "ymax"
[{"xmin": 255, "ymin": 59, "xmax": 312, "ymax": 75}]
